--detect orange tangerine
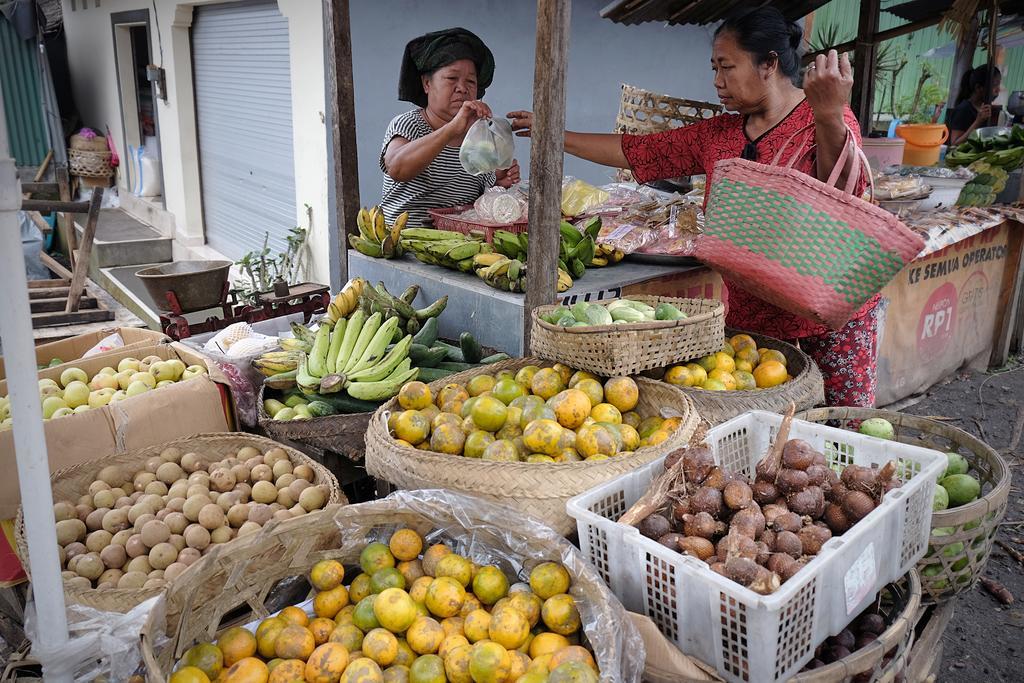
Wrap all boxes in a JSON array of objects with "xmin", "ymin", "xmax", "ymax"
[
  {"xmin": 393, "ymin": 411, "xmax": 430, "ymax": 445},
  {"xmin": 513, "ymin": 365, "xmax": 542, "ymax": 387},
  {"xmin": 491, "ymin": 378, "xmax": 526, "ymax": 405},
  {"xmin": 397, "ymin": 560, "xmax": 425, "ymax": 586},
  {"xmin": 713, "ymin": 352, "xmax": 736, "ymax": 373},
  {"xmin": 435, "ymin": 554, "xmax": 473, "ymax": 588},
  {"xmin": 519, "ymin": 404, "xmax": 556, "ymax": 429},
  {"xmin": 468, "ymin": 641, "xmax": 511, "ymax": 683},
  {"xmin": 463, "ymin": 609, "xmax": 492, "ymax": 642},
  {"xmin": 470, "ymin": 396, "xmax": 508, "ymax": 432},
  {"xmin": 375, "ymin": 587, "xmax": 418, "ymax": 633},
  {"xmin": 488, "ymin": 607, "xmax": 530, "ymax": 650},
  {"xmin": 753, "ymin": 360, "xmax": 788, "ymax": 388},
  {"xmin": 541, "ymin": 594, "xmax": 581, "ymax": 636},
  {"xmin": 471, "ymin": 565, "xmax": 509, "ymax": 605},
  {"xmin": 663, "ymin": 365, "xmax": 695, "ymax": 387},
  {"xmin": 466, "ymin": 374, "xmax": 496, "ymax": 397},
  {"xmin": 180, "ymin": 643, "xmax": 224, "ymax": 680},
  {"xmin": 547, "ymin": 389, "xmax": 591, "ymax": 429},
  {"xmin": 267, "ymin": 659, "xmax": 305, "ymax": 683},
  {"xmin": 529, "ymin": 633, "xmax": 570, "ymax": 659},
  {"xmin": 443, "ymin": 644, "xmax": 473, "ymax": 683},
  {"xmin": 696, "ymin": 355, "xmax": 718, "ymax": 373},
  {"xmin": 463, "ymin": 430, "xmax": 495, "ymax": 459},
  {"xmin": 530, "ymin": 368, "xmax": 565, "ymax": 400},
  {"xmin": 734, "ymin": 359, "xmax": 754, "ymax": 373},
  {"xmin": 424, "ymin": 576, "xmax": 466, "ymax": 618},
  {"xmin": 701, "ymin": 378, "xmax": 727, "ymax": 391},
  {"xmin": 685, "ymin": 363, "xmax": 708, "ymax": 385},
  {"xmin": 398, "ymin": 382, "xmax": 432, "ymax": 411},
  {"xmin": 363, "ymin": 628, "xmax": 399, "ymax": 667},
  {"xmin": 522, "ymin": 419, "xmax": 564, "ymax": 456},
  {"xmin": 169, "ymin": 666, "xmax": 210, "ymax": 683},
  {"xmin": 729, "ymin": 334, "xmax": 757, "ymax": 352},
  {"xmin": 621, "ymin": 410, "xmax": 641, "ymax": 428},
  {"xmin": 481, "ymin": 439, "xmax": 520, "ymax": 462},
  {"xmin": 274, "ymin": 624, "xmax": 315, "ymax": 660},
  {"xmin": 603, "ymin": 376, "xmax": 639, "ymax": 412},
  {"xmin": 406, "ymin": 616, "xmax": 445, "ymax": 655},
  {"xmin": 389, "ymin": 528, "xmax": 424, "ymax": 562},
  {"xmin": 305, "ymin": 642, "xmax": 350, "ymax": 683},
  {"xmin": 550, "ymin": 645, "xmax": 597, "ymax": 672},
  {"xmin": 421, "ymin": 544, "xmax": 452, "ymax": 577},
  {"xmin": 429, "ymin": 423, "xmax": 466, "ymax": 455},
  {"xmin": 733, "ymin": 370, "xmax": 757, "ymax": 390},
  {"xmin": 551, "ymin": 363, "xmax": 573, "ymax": 385},
  {"xmin": 218, "ymin": 626, "xmax": 258, "ymax": 667},
  {"xmin": 589, "ymin": 403, "xmax": 622, "ymax": 424},
  {"xmin": 529, "ymin": 562, "xmax": 570, "ymax": 599},
  {"xmin": 329, "ymin": 623, "xmax": 364, "ymax": 652},
  {"xmin": 223, "ymin": 657, "xmax": 269, "ymax": 683},
  {"xmin": 708, "ymin": 369, "xmax": 737, "ymax": 390},
  {"xmin": 309, "ymin": 617, "xmax": 337, "ymax": 645},
  {"xmin": 575, "ymin": 425, "xmax": 618, "ymax": 458},
  {"xmin": 314, "ymin": 585, "xmax": 350, "ymax": 619},
  {"xmin": 340, "ymin": 658, "xmax": 383, "ymax": 683},
  {"xmin": 720, "ymin": 341, "xmax": 736, "ymax": 357}
]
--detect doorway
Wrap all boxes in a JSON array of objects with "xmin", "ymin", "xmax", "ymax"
[{"xmin": 112, "ymin": 10, "xmax": 162, "ymax": 204}]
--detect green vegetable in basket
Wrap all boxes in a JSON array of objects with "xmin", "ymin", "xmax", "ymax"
[
  {"xmin": 932, "ymin": 485, "xmax": 949, "ymax": 511},
  {"xmin": 654, "ymin": 302, "xmax": 687, "ymax": 321},
  {"xmin": 858, "ymin": 417, "xmax": 894, "ymax": 440},
  {"xmin": 584, "ymin": 303, "xmax": 613, "ymax": 326},
  {"xmin": 610, "ymin": 306, "xmax": 646, "ymax": 323},
  {"xmin": 571, "ymin": 301, "xmax": 591, "ymax": 323},
  {"xmin": 944, "ymin": 452, "xmax": 969, "ymax": 477},
  {"xmin": 306, "ymin": 400, "xmax": 336, "ymax": 418},
  {"xmin": 940, "ymin": 474, "xmax": 981, "ymax": 507}
]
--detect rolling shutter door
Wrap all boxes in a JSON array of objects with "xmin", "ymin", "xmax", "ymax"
[{"xmin": 192, "ymin": 0, "xmax": 296, "ymax": 259}]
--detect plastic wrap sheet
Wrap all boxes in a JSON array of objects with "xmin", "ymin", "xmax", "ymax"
[
  {"xmin": 180, "ymin": 314, "xmax": 304, "ymax": 428},
  {"xmin": 25, "ymin": 595, "xmax": 159, "ymax": 681},
  {"xmin": 333, "ymin": 490, "xmax": 646, "ymax": 683}
]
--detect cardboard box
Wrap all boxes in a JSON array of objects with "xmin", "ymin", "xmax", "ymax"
[
  {"xmin": 0, "ymin": 326, "xmax": 169, "ymax": 381},
  {"xmin": 0, "ymin": 343, "xmax": 233, "ymax": 518},
  {"xmin": 877, "ymin": 223, "xmax": 1013, "ymax": 405}
]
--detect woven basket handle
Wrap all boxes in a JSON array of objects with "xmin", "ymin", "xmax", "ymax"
[{"xmin": 773, "ymin": 123, "xmax": 871, "ymax": 198}]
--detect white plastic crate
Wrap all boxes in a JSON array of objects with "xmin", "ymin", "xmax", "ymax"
[{"xmin": 568, "ymin": 410, "xmax": 945, "ymax": 683}]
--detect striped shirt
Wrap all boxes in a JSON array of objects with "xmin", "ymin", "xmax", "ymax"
[{"xmin": 379, "ymin": 109, "xmax": 496, "ymax": 227}]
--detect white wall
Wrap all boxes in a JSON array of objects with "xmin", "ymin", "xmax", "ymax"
[
  {"xmin": 61, "ymin": 0, "xmax": 330, "ymax": 283},
  {"xmin": 350, "ymin": 0, "xmax": 720, "ymax": 204}
]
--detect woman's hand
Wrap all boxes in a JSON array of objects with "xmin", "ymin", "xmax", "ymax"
[
  {"xmin": 445, "ymin": 100, "xmax": 493, "ymax": 138},
  {"xmin": 804, "ymin": 50, "xmax": 853, "ymax": 120},
  {"xmin": 496, "ymin": 159, "xmax": 521, "ymax": 187},
  {"xmin": 974, "ymin": 103, "xmax": 992, "ymax": 126},
  {"xmin": 507, "ymin": 111, "xmax": 534, "ymax": 138}
]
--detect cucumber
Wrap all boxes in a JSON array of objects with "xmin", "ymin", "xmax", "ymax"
[
  {"xmin": 432, "ymin": 340, "xmax": 465, "ymax": 363},
  {"xmin": 316, "ymin": 393, "xmax": 385, "ymax": 414},
  {"xmin": 306, "ymin": 400, "xmax": 336, "ymax": 418},
  {"xmin": 416, "ymin": 367, "xmax": 460, "ymax": 383},
  {"xmin": 436, "ymin": 361, "xmax": 475, "ymax": 372},
  {"xmin": 479, "ymin": 352, "xmax": 511, "ymax": 364},
  {"xmin": 409, "ymin": 343, "xmax": 432, "ymax": 364},
  {"xmin": 459, "ymin": 332, "xmax": 483, "ymax": 364},
  {"xmin": 420, "ymin": 347, "xmax": 448, "ymax": 368},
  {"xmin": 412, "ymin": 316, "xmax": 439, "ymax": 347}
]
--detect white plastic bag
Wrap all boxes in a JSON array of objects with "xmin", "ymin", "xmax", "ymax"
[
  {"xmin": 473, "ymin": 186, "xmax": 526, "ymax": 223},
  {"xmin": 83, "ymin": 332, "xmax": 125, "ymax": 357},
  {"xmin": 460, "ymin": 118, "xmax": 514, "ymax": 175}
]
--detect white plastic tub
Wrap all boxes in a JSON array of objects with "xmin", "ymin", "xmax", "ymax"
[
  {"xmin": 919, "ymin": 176, "xmax": 968, "ymax": 209},
  {"xmin": 568, "ymin": 410, "xmax": 946, "ymax": 683}
]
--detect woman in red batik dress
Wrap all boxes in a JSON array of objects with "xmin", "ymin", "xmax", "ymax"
[{"xmin": 509, "ymin": 7, "xmax": 876, "ymax": 407}]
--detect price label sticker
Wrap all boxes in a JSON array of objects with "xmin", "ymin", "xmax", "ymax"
[{"xmin": 844, "ymin": 542, "xmax": 877, "ymax": 615}]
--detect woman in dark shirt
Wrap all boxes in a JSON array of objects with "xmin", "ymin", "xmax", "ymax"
[{"xmin": 949, "ymin": 66, "xmax": 1001, "ymax": 146}]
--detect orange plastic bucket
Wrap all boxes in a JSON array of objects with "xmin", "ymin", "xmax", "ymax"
[
  {"xmin": 895, "ymin": 124, "xmax": 949, "ymax": 147},
  {"xmin": 901, "ymin": 142, "xmax": 942, "ymax": 166}
]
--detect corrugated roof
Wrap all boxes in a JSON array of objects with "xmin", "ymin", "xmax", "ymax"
[{"xmin": 600, "ymin": 0, "xmax": 833, "ymax": 26}]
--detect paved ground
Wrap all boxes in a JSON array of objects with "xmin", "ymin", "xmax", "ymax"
[{"xmin": 900, "ymin": 359, "xmax": 1024, "ymax": 681}]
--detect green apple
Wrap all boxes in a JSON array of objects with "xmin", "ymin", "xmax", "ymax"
[
  {"xmin": 115, "ymin": 371, "xmax": 135, "ymax": 390},
  {"xmin": 73, "ymin": 405, "xmax": 91, "ymax": 414},
  {"xmin": 39, "ymin": 384, "xmax": 63, "ymax": 400},
  {"xmin": 130, "ymin": 372, "xmax": 156, "ymax": 390},
  {"xmin": 150, "ymin": 361, "xmax": 176, "ymax": 383},
  {"xmin": 59, "ymin": 367, "xmax": 88, "ymax": 388},
  {"xmin": 1, "ymin": 417, "xmax": 12, "ymax": 429},
  {"xmin": 51, "ymin": 407, "xmax": 75, "ymax": 419},
  {"xmin": 88, "ymin": 388, "xmax": 116, "ymax": 409},
  {"xmin": 117, "ymin": 358, "xmax": 141, "ymax": 373},
  {"xmin": 110, "ymin": 390, "xmax": 128, "ymax": 403},
  {"xmin": 42, "ymin": 396, "xmax": 68, "ymax": 419},
  {"xmin": 62, "ymin": 381, "xmax": 91, "ymax": 408},
  {"xmin": 155, "ymin": 380, "xmax": 175, "ymax": 388},
  {"xmin": 139, "ymin": 355, "xmax": 163, "ymax": 373},
  {"xmin": 89, "ymin": 374, "xmax": 119, "ymax": 391},
  {"xmin": 38, "ymin": 378, "xmax": 60, "ymax": 391},
  {"xmin": 125, "ymin": 380, "xmax": 151, "ymax": 397},
  {"xmin": 165, "ymin": 359, "xmax": 187, "ymax": 381},
  {"xmin": 182, "ymin": 365, "xmax": 208, "ymax": 381},
  {"xmin": 97, "ymin": 366, "xmax": 117, "ymax": 376}
]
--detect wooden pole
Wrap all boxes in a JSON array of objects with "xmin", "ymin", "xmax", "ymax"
[
  {"xmin": 986, "ymin": 0, "xmax": 1000, "ymax": 116},
  {"xmin": 64, "ymin": 188, "xmax": 103, "ymax": 313},
  {"xmin": 851, "ymin": 0, "xmax": 880, "ymax": 135},
  {"xmin": 523, "ymin": 0, "xmax": 572, "ymax": 351},
  {"xmin": 947, "ymin": 16, "xmax": 980, "ymax": 113},
  {"xmin": 324, "ymin": 0, "xmax": 360, "ymax": 290}
]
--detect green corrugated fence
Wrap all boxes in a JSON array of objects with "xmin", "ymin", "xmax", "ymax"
[{"xmin": 0, "ymin": 17, "xmax": 47, "ymax": 166}]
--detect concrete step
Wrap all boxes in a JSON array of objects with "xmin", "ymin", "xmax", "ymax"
[{"xmin": 75, "ymin": 208, "xmax": 173, "ymax": 268}]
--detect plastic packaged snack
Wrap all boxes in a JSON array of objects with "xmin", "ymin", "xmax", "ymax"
[
  {"xmin": 561, "ymin": 177, "xmax": 611, "ymax": 216},
  {"xmin": 474, "ymin": 186, "xmax": 527, "ymax": 223}
]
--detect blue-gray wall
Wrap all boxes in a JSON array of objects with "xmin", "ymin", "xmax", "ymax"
[{"xmin": 350, "ymin": 0, "xmax": 719, "ymax": 205}]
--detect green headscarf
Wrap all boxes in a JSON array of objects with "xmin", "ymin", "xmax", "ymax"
[{"xmin": 399, "ymin": 27, "xmax": 495, "ymax": 108}]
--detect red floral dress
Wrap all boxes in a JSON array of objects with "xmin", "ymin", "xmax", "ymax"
[{"xmin": 621, "ymin": 100, "xmax": 879, "ymax": 407}]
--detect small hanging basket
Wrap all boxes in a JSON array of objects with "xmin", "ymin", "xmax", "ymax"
[{"xmin": 68, "ymin": 148, "xmax": 114, "ymax": 178}]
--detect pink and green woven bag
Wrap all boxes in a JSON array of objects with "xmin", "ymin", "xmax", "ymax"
[{"xmin": 697, "ymin": 124, "xmax": 925, "ymax": 329}]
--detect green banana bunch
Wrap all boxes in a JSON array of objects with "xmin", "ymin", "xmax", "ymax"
[
  {"xmin": 252, "ymin": 351, "xmax": 304, "ymax": 376},
  {"xmin": 350, "ymin": 206, "xmax": 407, "ymax": 258}
]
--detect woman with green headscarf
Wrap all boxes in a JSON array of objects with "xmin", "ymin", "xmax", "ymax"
[{"xmin": 380, "ymin": 27, "xmax": 520, "ymax": 227}]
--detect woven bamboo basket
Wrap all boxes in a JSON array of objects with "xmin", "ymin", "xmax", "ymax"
[
  {"xmin": 614, "ymin": 84, "xmax": 723, "ymax": 135},
  {"xmin": 794, "ymin": 407, "xmax": 1010, "ymax": 603},
  {"xmin": 364, "ymin": 357, "xmax": 699, "ymax": 536},
  {"xmin": 15, "ymin": 433, "xmax": 344, "ymax": 614},
  {"xmin": 789, "ymin": 570, "xmax": 920, "ymax": 682},
  {"xmin": 656, "ymin": 330, "xmax": 824, "ymax": 426},
  {"xmin": 530, "ymin": 296, "xmax": 725, "ymax": 377},
  {"xmin": 68, "ymin": 148, "xmax": 114, "ymax": 178},
  {"xmin": 140, "ymin": 490, "xmax": 645, "ymax": 682},
  {"xmin": 257, "ymin": 385, "xmax": 373, "ymax": 461}
]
